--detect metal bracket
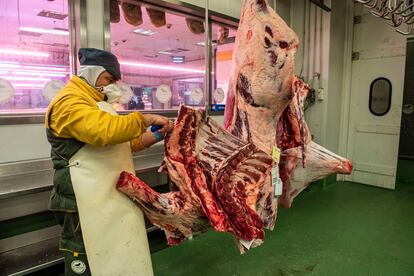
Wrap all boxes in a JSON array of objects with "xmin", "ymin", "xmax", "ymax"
[
  {"xmin": 309, "ymin": 0, "xmax": 332, "ymax": 12},
  {"xmin": 352, "ymin": 52, "xmax": 360, "ymax": 60}
]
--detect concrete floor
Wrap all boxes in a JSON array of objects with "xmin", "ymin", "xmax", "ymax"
[{"xmin": 151, "ymin": 159, "xmax": 414, "ymax": 276}]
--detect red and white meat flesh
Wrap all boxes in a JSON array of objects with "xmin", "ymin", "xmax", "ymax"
[
  {"xmin": 224, "ymin": 0, "xmax": 299, "ymax": 229},
  {"xmin": 277, "ymin": 77, "xmax": 352, "ymax": 207},
  {"xmin": 117, "ymin": 105, "xmax": 273, "ymax": 252}
]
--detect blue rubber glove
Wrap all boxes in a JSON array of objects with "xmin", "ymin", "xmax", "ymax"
[{"xmin": 150, "ymin": 125, "xmax": 163, "ymax": 132}]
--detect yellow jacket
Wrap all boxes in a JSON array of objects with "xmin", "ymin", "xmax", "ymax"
[{"xmin": 46, "ymin": 75, "xmax": 147, "ymax": 152}]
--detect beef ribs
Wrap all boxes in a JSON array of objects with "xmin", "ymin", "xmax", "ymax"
[{"xmin": 117, "ymin": 105, "xmax": 273, "ymax": 252}]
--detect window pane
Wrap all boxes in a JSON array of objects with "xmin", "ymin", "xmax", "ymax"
[
  {"xmin": 110, "ymin": 3, "xmax": 206, "ymax": 111},
  {"xmin": 0, "ymin": 0, "xmax": 70, "ymax": 114},
  {"xmin": 212, "ymin": 24, "xmax": 237, "ymax": 108},
  {"xmin": 369, "ymin": 78, "xmax": 392, "ymax": 116}
]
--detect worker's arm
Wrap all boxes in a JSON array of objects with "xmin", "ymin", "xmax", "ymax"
[
  {"xmin": 49, "ymin": 95, "xmax": 149, "ymax": 146},
  {"xmin": 130, "ymin": 131, "xmax": 163, "ymax": 152}
]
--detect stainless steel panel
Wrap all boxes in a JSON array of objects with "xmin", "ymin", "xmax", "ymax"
[
  {"xmin": 0, "ymin": 159, "xmax": 52, "ymax": 177},
  {"xmin": 0, "ymin": 114, "xmax": 45, "ymax": 125},
  {"xmin": 0, "ymin": 170, "xmax": 54, "ymax": 200},
  {"xmin": 0, "ymin": 225, "xmax": 61, "ymax": 254},
  {"xmin": 0, "ymin": 144, "xmax": 165, "ymax": 200},
  {"xmin": 0, "ymin": 191, "xmax": 51, "ymax": 221},
  {"xmin": 0, "ymin": 237, "xmax": 63, "ymax": 276}
]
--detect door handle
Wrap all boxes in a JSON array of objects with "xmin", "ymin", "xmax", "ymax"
[{"xmin": 403, "ymin": 104, "xmax": 414, "ymax": 114}]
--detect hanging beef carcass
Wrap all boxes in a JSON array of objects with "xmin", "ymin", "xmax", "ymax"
[
  {"xmin": 117, "ymin": 0, "xmax": 352, "ymax": 253},
  {"xmin": 146, "ymin": 8, "xmax": 166, "ymax": 27},
  {"xmin": 224, "ymin": 0, "xmax": 352, "ymax": 210},
  {"xmin": 277, "ymin": 77, "xmax": 353, "ymax": 208},
  {"xmin": 218, "ymin": 27, "xmax": 230, "ymax": 43},
  {"xmin": 185, "ymin": 18, "xmax": 205, "ymax": 34},
  {"xmin": 224, "ymin": 0, "xmax": 300, "ymax": 229},
  {"xmin": 121, "ymin": 0, "xmax": 143, "ymax": 26},
  {"xmin": 110, "ymin": 0, "xmax": 120, "ymax": 23},
  {"xmin": 117, "ymin": 105, "xmax": 273, "ymax": 252}
]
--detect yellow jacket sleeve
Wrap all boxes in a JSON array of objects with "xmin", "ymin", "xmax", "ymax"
[
  {"xmin": 49, "ymin": 94, "xmax": 148, "ymax": 147},
  {"xmin": 130, "ymin": 136, "xmax": 146, "ymax": 152}
]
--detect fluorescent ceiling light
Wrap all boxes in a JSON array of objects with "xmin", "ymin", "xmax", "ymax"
[
  {"xmin": 23, "ymin": 65, "xmax": 68, "ymax": 71},
  {"xmin": 0, "ymin": 62, "xmax": 69, "ymax": 75},
  {"xmin": 120, "ymin": 61, "xmax": 204, "ymax": 74},
  {"xmin": 158, "ymin": 50, "xmax": 173, "ymax": 55},
  {"xmin": 0, "ymin": 62, "xmax": 69, "ymax": 73},
  {"xmin": 0, "ymin": 76, "xmax": 51, "ymax": 81},
  {"xmin": 133, "ymin": 28, "xmax": 156, "ymax": 36},
  {"xmin": 19, "ymin": 27, "xmax": 69, "ymax": 36},
  {"xmin": 12, "ymin": 83, "xmax": 46, "ymax": 88},
  {"xmin": 37, "ymin": 9, "xmax": 68, "ymax": 20},
  {"xmin": 0, "ymin": 63, "xmax": 21, "ymax": 68},
  {"xmin": 14, "ymin": 71, "xmax": 68, "ymax": 77},
  {"xmin": 0, "ymin": 49, "xmax": 49, "ymax": 57},
  {"xmin": 196, "ymin": 41, "xmax": 217, "ymax": 47},
  {"xmin": 158, "ymin": 48, "xmax": 190, "ymax": 55}
]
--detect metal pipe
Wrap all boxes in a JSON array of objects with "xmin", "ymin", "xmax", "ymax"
[
  {"xmin": 309, "ymin": 0, "xmax": 332, "ymax": 12},
  {"xmin": 204, "ymin": 0, "xmax": 211, "ymax": 119},
  {"xmin": 303, "ymin": 1, "xmax": 308, "ymax": 80},
  {"xmin": 103, "ymin": 0, "xmax": 111, "ymax": 51},
  {"xmin": 69, "ymin": 0, "xmax": 78, "ymax": 75},
  {"xmin": 313, "ymin": 4, "xmax": 318, "ymax": 88},
  {"xmin": 355, "ymin": 0, "xmax": 372, "ymax": 4}
]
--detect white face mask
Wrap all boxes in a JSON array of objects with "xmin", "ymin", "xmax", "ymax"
[{"xmin": 100, "ymin": 83, "xmax": 133, "ymax": 104}]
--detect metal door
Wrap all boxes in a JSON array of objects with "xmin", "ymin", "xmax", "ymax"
[{"xmin": 345, "ymin": 7, "xmax": 406, "ymax": 189}]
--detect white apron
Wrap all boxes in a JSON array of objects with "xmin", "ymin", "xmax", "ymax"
[{"xmin": 69, "ymin": 101, "xmax": 154, "ymax": 276}]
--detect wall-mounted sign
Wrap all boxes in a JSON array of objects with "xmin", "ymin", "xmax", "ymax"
[
  {"xmin": 171, "ymin": 56, "xmax": 185, "ymax": 64},
  {"xmin": 191, "ymin": 87, "xmax": 203, "ymax": 104},
  {"xmin": 214, "ymin": 88, "xmax": 225, "ymax": 103},
  {"xmin": 0, "ymin": 78, "xmax": 15, "ymax": 104},
  {"xmin": 156, "ymin": 84, "xmax": 172, "ymax": 103},
  {"xmin": 43, "ymin": 80, "xmax": 65, "ymax": 101}
]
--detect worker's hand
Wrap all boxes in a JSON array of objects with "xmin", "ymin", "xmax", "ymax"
[{"xmin": 142, "ymin": 114, "xmax": 174, "ymax": 134}]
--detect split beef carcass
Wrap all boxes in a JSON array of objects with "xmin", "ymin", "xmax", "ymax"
[
  {"xmin": 146, "ymin": 8, "xmax": 166, "ymax": 27},
  {"xmin": 117, "ymin": 105, "xmax": 273, "ymax": 253},
  {"xmin": 224, "ymin": 0, "xmax": 352, "ymax": 210},
  {"xmin": 110, "ymin": 0, "xmax": 120, "ymax": 23},
  {"xmin": 121, "ymin": 0, "xmax": 143, "ymax": 26},
  {"xmin": 277, "ymin": 76, "xmax": 352, "ymax": 207},
  {"xmin": 185, "ymin": 18, "xmax": 205, "ymax": 34},
  {"xmin": 224, "ymin": 0, "xmax": 300, "ymax": 229}
]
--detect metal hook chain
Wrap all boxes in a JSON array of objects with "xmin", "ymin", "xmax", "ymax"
[{"xmin": 355, "ymin": 0, "xmax": 414, "ymax": 35}]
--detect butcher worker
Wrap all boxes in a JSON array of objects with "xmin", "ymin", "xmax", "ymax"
[{"xmin": 45, "ymin": 48, "xmax": 170, "ymax": 275}]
